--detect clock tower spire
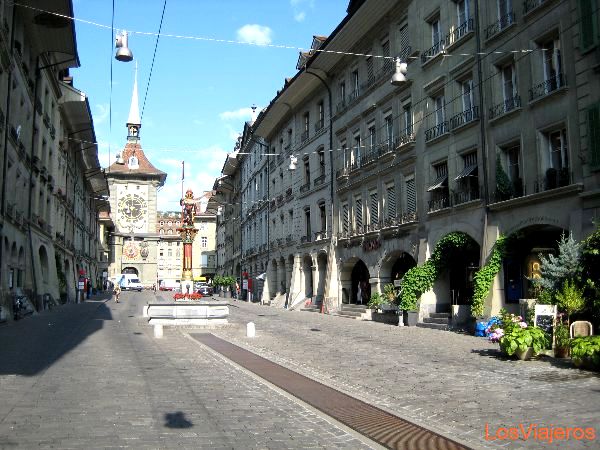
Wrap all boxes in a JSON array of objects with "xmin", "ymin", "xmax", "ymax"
[{"xmin": 127, "ymin": 61, "xmax": 141, "ymax": 142}]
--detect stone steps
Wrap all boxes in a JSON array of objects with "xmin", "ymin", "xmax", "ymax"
[
  {"xmin": 335, "ymin": 304, "xmax": 367, "ymax": 320},
  {"xmin": 417, "ymin": 312, "xmax": 450, "ymax": 330}
]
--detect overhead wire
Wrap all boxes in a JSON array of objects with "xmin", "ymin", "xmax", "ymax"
[{"xmin": 141, "ymin": 0, "xmax": 168, "ymax": 121}]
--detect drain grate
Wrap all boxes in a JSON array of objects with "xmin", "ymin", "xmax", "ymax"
[{"xmin": 192, "ymin": 333, "xmax": 470, "ymax": 450}]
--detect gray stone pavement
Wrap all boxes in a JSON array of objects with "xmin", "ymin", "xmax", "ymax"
[
  {"xmin": 210, "ymin": 296, "xmax": 600, "ymax": 450},
  {"xmin": 1, "ymin": 290, "xmax": 598, "ymax": 449},
  {"xmin": 0, "ymin": 291, "xmax": 373, "ymax": 449}
]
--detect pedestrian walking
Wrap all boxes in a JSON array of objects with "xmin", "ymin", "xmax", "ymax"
[{"xmin": 113, "ymin": 284, "xmax": 121, "ymax": 303}]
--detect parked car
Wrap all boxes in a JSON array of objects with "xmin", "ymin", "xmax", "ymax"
[{"xmin": 196, "ymin": 285, "xmax": 213, "ymax": 296}]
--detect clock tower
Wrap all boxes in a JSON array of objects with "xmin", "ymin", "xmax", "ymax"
[{"xmin": 106, "ymin": 66, "xmax": 167, "ymax": 286}]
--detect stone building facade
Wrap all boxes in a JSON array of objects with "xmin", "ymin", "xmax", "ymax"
[
  {"xmin": 214, "ymin": 0, "xmax": 600, "ymax": 322},
  {"xmin": 0, "ymin": 0, "xmax": 108, "ymax": 321}
]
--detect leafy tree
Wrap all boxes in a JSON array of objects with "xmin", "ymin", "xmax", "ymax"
[
  {"xmin": 536, "ymin": 232, "xmax": 581, "ymax": 293},
  {"xmin": 580, "ymin": 223, "xmax": 600, "ymax": 327},
  {"xmin": 555, "ymin": 279, "xmax": 585, "ymax": 325}
]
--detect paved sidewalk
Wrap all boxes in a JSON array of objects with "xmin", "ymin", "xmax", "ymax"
[
  {"xmin": 211, "ymin": 297, "xmax": 600, "ymax": 450},
  {"xmin": 0, "ymin": 292, "xmax": 373, "ymax": 449}
]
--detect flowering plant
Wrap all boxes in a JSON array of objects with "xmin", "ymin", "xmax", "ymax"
[
  {"xmin": 488, "ymin": 309, "xmax": 549, "ymax": 356},
  {"xmin": 173, "ymin": 293, "xmax": 203, "ymax": 300}
]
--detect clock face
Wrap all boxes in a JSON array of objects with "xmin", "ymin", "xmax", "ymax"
[{"xmin": 118, "ymin": 194, "xmax": 147, "ymax": 228}]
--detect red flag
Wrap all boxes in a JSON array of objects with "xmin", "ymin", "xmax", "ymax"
[{"xmin": 182, "ymin": 161, "xmax": 185, "ymax": 180}]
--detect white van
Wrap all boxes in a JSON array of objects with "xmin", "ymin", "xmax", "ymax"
[{"xmin": 117, "ymin": 274, "xmax": 144, "ymax": 292}]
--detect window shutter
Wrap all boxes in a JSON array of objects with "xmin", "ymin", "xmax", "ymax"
[
  {"xmin": 387, "ymin": 185, "xmax": 397, "ymax": 218},
  {"xmin": 370, "ymin": 191, "xmax": 378, "ymax": 224},
  {"xmin": 580, "ymin": 0, "xmax": 598, "ymax": 52},
  {"xmin": 342, "ymin": 203, "xmax": 349, "ymax": 232},
  {"xmin": 355, "ymin": 198, "xmax": 363, "ymax": 229},
  {"xmin": 406, "ymin": 178, "xmax": 416, "ymax": 213},
  {"xmin": 589, "ymin": 104, "xmax": 600, "ymax": 169}
]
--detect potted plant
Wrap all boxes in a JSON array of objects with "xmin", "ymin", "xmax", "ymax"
[
  {"xmin": 399, "ymin": 294, "xmax": 418, "ymax": 326},
  {"xmin": 488, "ymin": 310, "xmax": 549, "ymax": 360},
  {"xmin": 570, "ymin": 336, "xmax": 600, "ymax": 371},
  {"xmin": 554, "ymin": 320, "xmax": 570, "ymax": 358}
]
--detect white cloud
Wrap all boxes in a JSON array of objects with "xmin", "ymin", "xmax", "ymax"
[
  {"xmin": 294, "ymin": 11, "xmax": 306, "ymax": 22},
  {"xmin": 219, "ymin": 107, "xmax": 254, "ymax": 121},
  {"xmin": 93, "ymin": 103, "xmax": 109, "ymax": 124},
  {"xmin": 290, "ymin": 0, "xmax": 314, "ymax": 22},
  {"xmin": 236, "ymin": 24, "xmax": 272, "ymax": 46}
]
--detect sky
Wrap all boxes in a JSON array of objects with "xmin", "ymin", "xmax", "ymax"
[{"xmin": 70, "ymin": 0, "xmax": 350, "ymax": 211}]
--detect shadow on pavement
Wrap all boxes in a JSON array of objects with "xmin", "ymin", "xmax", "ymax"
[
  {"xmin": 164, "ymin": 411, "xmax": 193, "ymax": 428},
  {"xmin": 0, "ymin": 299, "xmax": 112, "ymax": 376}
]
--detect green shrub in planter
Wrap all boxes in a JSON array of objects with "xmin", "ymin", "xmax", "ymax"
[
  {"xmin": 499, "ymin": 324, "xmax": 549, "ymax": 356},
  {"xmin": 367, "ymin": 292, "xmax": 385, "ymax": 309},
  {"xmin": 570, "ymin": 336, "xmax": 600, "ymax": 370}
]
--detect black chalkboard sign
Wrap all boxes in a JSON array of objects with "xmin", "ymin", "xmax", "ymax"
[{"xmin": 535, "ymin": 315, "xmax": 554, "ymax": 350}]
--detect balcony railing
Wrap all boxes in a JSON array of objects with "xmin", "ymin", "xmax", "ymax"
[
  {"xmin": 449, "ymin": 106, "xmax": 479, "ymax": 130},
  {"xmin": 285, "ymin": 187, "xmax": 293, "ymax": 199},
  {"xmin": 488, "ymin": 94, "xmax": 521, "ymax": 120},
  {"xmin": 347, "ymin": 89, "xmax": 360, "ymax": 103},
  {"xmin": 425, "ymin": 121, "xmax": 449, "ymax": 141},
  {"xmin": 313, "ymin": 174, "xmax": 326, "ymax": 187},
  {"xmin": 336, "ymin": 166, "xmax": 350, "ymax": 179},
  {"xmin": 421, "ymin": 39, "xmax": 446, "ymax": 64},
  {"xmin": 445, "ymin": 19, "xmax": 474, "ymax": 46},
  {"xmin": 524, "ymin": 0, "xmax": 548, "ymax": 15},
  {"xmin": 314, "ymin": 230, "xmax": 329, "ymax": 241},
  {"xmin": 484, "ymin": 11, "xmax": 516, "ymax": 40},
  {"xmin": 336, "ymin": 99, "xmax": 346, "ymax": 113},
  {"xmin": 382, "ymin": 211, "xmax": 418, "ymax": 227},
  {"xmin": 534, "ymin": 168, "xmax": 572, "ymax": 192},
  {"xmin": 300, "ymin": 234, "xmax": 312, "ymax": 243},
  {"xmin": 453, "ymin": 186, "xmax": 480, "ymax": 205},
  {"xmin": 394, "ymin": 132, "xmax": 416, "ymax": 149},
  {"xmin": 529, "ymin": 73, "xmax": 565, "ymax": 101},
  {"xmin": 365, "ymin": 222, "xmax": 380, "ymax": 233},
  {"xmin": 428, "ymin": 196, "xmax": 450, "ymax": 212},
  {"xmin": 300, "ymin": 130, "xmax": 309, "ymax": 142},
  {"xmin": 300, "ymin": 181, "xmax": 311, "ymax": 193},
  {"xmin": 314, "ymin": 119, "xmax": 324, "ymax": 132},
  {"xmin": 362, "ymin": 147, "xmax": 379, "ymax": 166}
]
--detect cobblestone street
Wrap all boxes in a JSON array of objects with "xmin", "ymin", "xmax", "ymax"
[{"xmin": 0, "ymin": 291, "xmax": 598, "ymax": 449}]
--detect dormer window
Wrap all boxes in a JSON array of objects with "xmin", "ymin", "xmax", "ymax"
[{"xmin": 128, "ymin": 155, "xmax": 139, "ymax": 169}]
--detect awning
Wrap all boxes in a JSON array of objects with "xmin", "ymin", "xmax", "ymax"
[
  {"xmin": 455, "ymin": 164, "xmax": 478, "ymax": 180},
  {"xmin": 427, "ymin": 174, "xmax": 448, "ymax": 192}
]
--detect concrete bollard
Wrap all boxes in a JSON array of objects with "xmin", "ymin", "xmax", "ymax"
[
  {"xmin": 154, "ymin": 324, "xmax": 163, "ymax": 338},
  {"xmin": 246, "ymin": 322, "xmax": 256, "ymax": 338}
]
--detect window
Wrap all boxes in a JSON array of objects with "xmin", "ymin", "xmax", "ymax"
[
  {"xmin": 548, "ymin": 129, "xmax": 569, "ymax": 170},
  {"xmin": 369, "ymin": 190, "xmax": 379, "ymax": 225},
  {"xmin": 355, "ymin": 196, "xmax": 363, "ymax": 230},
  {"xmin": 542, "ymin": 36, "xmax": 563, "ymax": 90},
  {"xmin": 159, "ymin": 250, "xmax": 164, "ymax": 257},
  {"xmin": 289, "ymin": 209, "xmax": 294, "ymax": 235},
  {"xmin": 499, "ymin": 144, "xmax": 523, "ymax": 198},
  {"xmin": 341, "ymin": 140, "xmax": 349, "ymax": 168},
  {"xmin": 455, "ymin": 152, "xmax": 479, "ymax": 203},
  {"xmin": 457, "ymin": 0, "xmax": 470, "ymax": 26},
  {"xmin": 317, "ymin": 101, "xmax": 324, "ymax": 130},
  {"xmin": 502, "ymin": 63, "xmax": 516, "ymax": 104},
  {"xmin": 353, "ymin": 133, "xmax": 361, "ymax": 167},
  {"xmin": 428, "ymin": 162, "xmax": 449, "ymax": 211},
  {"xmin": 366, "ymin": 56, "xmax": 374, "ymax": 84},
  {"xmin": 339, "ymin": 81, "xmax": 346, "ymax": 103},
  {"xmin": 405, "ymin": 176, "xmax": 416, "ymax": 213},
  {"xmin": 384, "ymin": 113, "xmax": 394, "ymax": 145},
  {"xmin": 386, "ymin": 183, "xmax": 397, "ymax": 219},
  {"xmin": 462, "ymin": 79, "xmax": 474, "ymax": 112},
  {"xmin": 398, "ymin": 23, "xmax": 410, "ymax": 59},
  {"xmin": 580, "ymin": 0, "xmax": 599, "ymax": 52},
  {"xmin": 431, "ymin": 19, "xmax": 441, "ymax": 45},
  {"xmin": 319, "ymin": 202, "xmax": 326, "ymax": 231},
  {"xmin": 201, "ymin": 236, "xmax": 208, "ymax": 248},
  {"xmin": 382, "ymin": 39, "xmax": 392, "ymax": 72},
  {"xmin": 303, "ymin": 156, "xmax": 310, "ymax": 185},
  {"xmin": 168, "ymin": 249, "xmax": 172, "ymax": 257},
  {"xmin": 352, "ymin": 70, "xmax": 359, "ymax": 97},
  {"xmin": 403, "ymin": 102, "xmax": 413, "ymax": 135},
  {"xmin": 368, "ymin": 123, "xmax": 376, "ymax": 151},
  {"xmin": 302, "ymin": 112, "xmax": 309, "ymax": 140},
  {"xmin": 435, "ymin": 95, "xmax": 446, "ymax": 126},
  {"xmin": 342, "ymin": 202, "xmax": 350, "ymax": 233},
  {"xmin": 588, "ymin": 103, "xmax": 600, "ymax": 169},
  {"xmin": 318, "ymin": 147, "xmax": 325, "ymax": 176},
  {"xmin": 304, "ymin": 208, "xmax": 311, "ymax": 239}
]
